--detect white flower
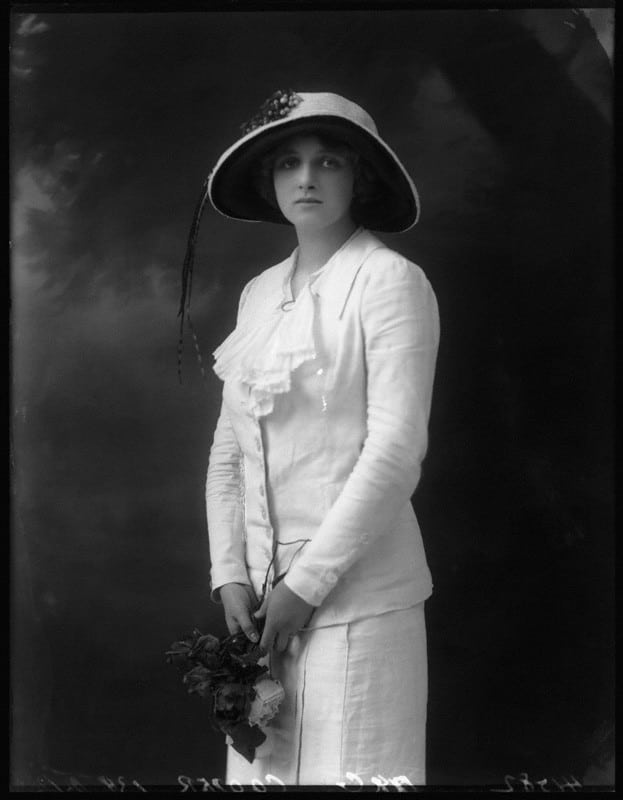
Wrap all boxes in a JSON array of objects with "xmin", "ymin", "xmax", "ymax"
[{"xmin": 247, "ymin": 678, "xmax": 285, "ymax": 728}]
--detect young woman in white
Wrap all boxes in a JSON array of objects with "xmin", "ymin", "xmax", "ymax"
[{"xmin": 184, "ymin": 90, "xmax": 440, "ymax": 786}]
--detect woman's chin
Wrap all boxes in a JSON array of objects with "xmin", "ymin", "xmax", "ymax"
[
  {"xmin": 288, "ymin": 210, "xmax": 355, "ymax": 235},
  {"xmin": 287, "ymin": 205, "xmax": 325, "ymax": 223}
]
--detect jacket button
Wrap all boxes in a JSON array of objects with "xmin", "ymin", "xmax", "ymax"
[
  {"xmin": 259, "ymin": 485, "xmax": 265, "ymax": 497},
  {"xmin": 261, "ymin": 508, "xmax": 267, "ymax": 520}
]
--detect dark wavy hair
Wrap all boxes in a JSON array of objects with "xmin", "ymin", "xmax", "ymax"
[{"xmin": 251, "ymin": 133, "xmax": 383, "ymax": 225}]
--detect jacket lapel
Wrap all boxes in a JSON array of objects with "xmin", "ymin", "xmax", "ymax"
[{"xmin": 311, "ymin": 228, "xmax": 387, "ymax": 318}]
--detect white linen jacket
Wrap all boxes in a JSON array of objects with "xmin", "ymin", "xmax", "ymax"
[{"xmin": 205, "ymin": 227, "xmax": 440, "ymax": 629}]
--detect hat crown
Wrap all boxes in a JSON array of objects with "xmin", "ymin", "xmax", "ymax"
[
  {"xmin": 293, "ymin": 92, "xmax": 378, "ymax": 136},
  {"xmin": 239, "ymin": 90, "xmax": 379, "ymax": 139}
]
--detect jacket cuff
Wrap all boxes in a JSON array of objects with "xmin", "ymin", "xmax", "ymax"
[
  {"xmin": 209, "ymin": 569, "xmax": 252, "ymax": 604},
  {"xmin": 283, "ymin": 562, "xmax": 339, "ymax": 607}
]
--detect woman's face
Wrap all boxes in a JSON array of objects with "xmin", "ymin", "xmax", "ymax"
[{"xmin": 271, "ymin": 135, "xmax": 356, "ymax": 233}]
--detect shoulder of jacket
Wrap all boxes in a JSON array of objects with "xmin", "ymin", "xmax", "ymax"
[
  {"xmin": 360, "ymin": 245, "xmax": 431, "ymax": 290},
  {"xmin": 238, "ymin": 256, "xmax": 290, "ymax": 313}
]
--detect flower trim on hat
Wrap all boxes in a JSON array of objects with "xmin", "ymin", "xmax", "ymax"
[{"xmin": 240, "ymin": 89, "xmax": 303, "ymax": 136}]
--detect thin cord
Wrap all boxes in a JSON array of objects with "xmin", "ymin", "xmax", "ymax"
[
  {"xmin": 178, "ymin": 177, "xmax": 211, "ymax": 385},
  {"xmin": 259, "ymin": 538, "xmax": 311, "ymax": 605}
]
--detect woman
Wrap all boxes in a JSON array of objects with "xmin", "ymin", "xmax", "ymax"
[{"xmin": 185, "ymin": 90, "xmax": 440, "ymax": 786}]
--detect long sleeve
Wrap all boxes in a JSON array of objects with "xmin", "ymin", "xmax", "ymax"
[
  {"xmin": 205, "ymin": 277, "xmax": 258, "ymax": 600},
  {"xmin": 205, "ymin": 402, "xmax": 250, "ymax": 599},
  {"xmin": 283, "ymin": 255, "xmax": 440, "ymax": 607}
]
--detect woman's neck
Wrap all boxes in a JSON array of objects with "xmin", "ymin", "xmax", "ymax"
[{"xmin": 294, "ymin": 219, "xmax": 358, "ymax": 276}]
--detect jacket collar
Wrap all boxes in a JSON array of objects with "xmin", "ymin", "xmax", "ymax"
[
  {"xmin": 250, "ymin": 228, "xmax": 387, "ymax": 320},
  {"xmin": 290, "ymin": 227, "xmax": 387, "ymax": 318}
]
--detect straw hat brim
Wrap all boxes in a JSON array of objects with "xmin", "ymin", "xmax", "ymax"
[{"xmin": 208, "ymin": 116, "xmax": 420, "ymax": 233}]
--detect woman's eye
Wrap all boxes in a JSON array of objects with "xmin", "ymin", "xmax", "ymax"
[
  {"xmin": 321, "ymin": 156, "xmax": 341, "ymax": 168},
  {"xmin": 275, "ymin": 157, "xmax": 297, "ymax": 170}
]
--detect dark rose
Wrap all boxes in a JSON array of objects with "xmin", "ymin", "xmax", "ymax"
[
  {"xmin": 214, "ymin": 683, "xmax": 252, "ymax": 724},
  {"xmin": 199, "ymin": 652, "xmax": 222, "ymax": 670},
  {"xmin": 183, "ymin": 665, "xmax": 212, "ymax": 698},
  {"xmin": 225, "ymin": 632, "xmax": 264, "ymax": 667},
  {"xmin": 191, "ymin": 633, "xmax": 220, "ymax": 656},
  {"xmin": 191, "ymin": 634, "xmax": 222, "ymax": 669}
]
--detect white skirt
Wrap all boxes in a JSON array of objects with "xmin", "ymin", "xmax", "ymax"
[{"xmin": 225, "ymin": 603, "xmax": 428, "ymax": 787}]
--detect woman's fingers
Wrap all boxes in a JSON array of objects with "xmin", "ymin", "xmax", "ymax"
[
  {"xmin": 225, "ymin": 615, "xmax": 241, "ymax": 636},
  {"xmin": 274, "ymin": 631, "xmax": 292, "ymax": 653},
  {"xmin": 226, "ymin": 611, "xmax": 258, "ymax": 641},
  {"xmin": 253, "ymin": 594, "xmax": 268, "ymax": 620},
  {"xmin": 259, "ymin": 615, "xmax": 275, "ymax": 654},
  {"xmin": 236, "ymin": 607, "xmax": 259, "ymax": 642},
  {"xmin": 259, "ymin": 617, "xmax": 294, "ymax": 654},
  {"xmin": 255, "ymin": 585, "xmax": 306, "ymax": 652},
  {"xmin": 220, "ymin": 583, "xmax": 260, "ymax": 641}
]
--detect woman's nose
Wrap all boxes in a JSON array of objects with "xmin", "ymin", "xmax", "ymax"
[{"xmin": 297, "ymin": 162, "xmax": 315, "ymax": 188}]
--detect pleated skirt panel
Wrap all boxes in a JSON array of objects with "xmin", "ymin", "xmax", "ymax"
[{"xmin": 225, "ymin": 603, "xmax": 428, "ymax": 787}]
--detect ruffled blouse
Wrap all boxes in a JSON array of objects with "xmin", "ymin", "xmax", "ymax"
[{"xmin": 212, "ymin": 227, "xmax": 363, "ymax": 418}]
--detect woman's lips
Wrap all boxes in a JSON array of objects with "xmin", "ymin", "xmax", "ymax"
[{"xmin": 295, "ymin": 198, "xmax": 322, "ymax": 204}]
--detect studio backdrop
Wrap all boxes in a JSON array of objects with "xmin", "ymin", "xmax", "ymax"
[{"xmin": 10, "ymin": 5, "xmax": 614, "ymax": 790}]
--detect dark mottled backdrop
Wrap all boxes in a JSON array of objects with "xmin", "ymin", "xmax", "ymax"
[{"xmin": 10, "ymin": 4, "xmax": 614, "ymax": 790}]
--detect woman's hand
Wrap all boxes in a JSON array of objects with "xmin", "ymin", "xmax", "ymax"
[
  {"xmin": 254, "ymin": 580, "xmax": 314, "ymax": 653},
  {"xmin": 219, "ymin": 582, "xmax": 259, "ymax": 642}
]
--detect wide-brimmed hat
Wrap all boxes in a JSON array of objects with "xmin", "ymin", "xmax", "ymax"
[{"xmin": 208, "ymin": 90, "xmax": 420, "ymax": 233}]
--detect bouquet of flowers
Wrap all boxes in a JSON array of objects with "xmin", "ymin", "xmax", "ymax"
[{"xmin": 166, "ymin": 627, "xmax": 284, "ymax": 763}]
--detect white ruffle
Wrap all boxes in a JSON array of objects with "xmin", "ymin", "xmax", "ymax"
[{"xmin": 213, "ymin": 283, "xmax": 317, "ymax": 418}]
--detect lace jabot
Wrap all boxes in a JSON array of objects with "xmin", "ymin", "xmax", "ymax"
[
  {"xmin": 212, "ymin": 228, "xmax": 362, "ymax": 418},
  {"xmin": 212, "ymin": 279, "xmax": 317, "ymax": 418}
]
